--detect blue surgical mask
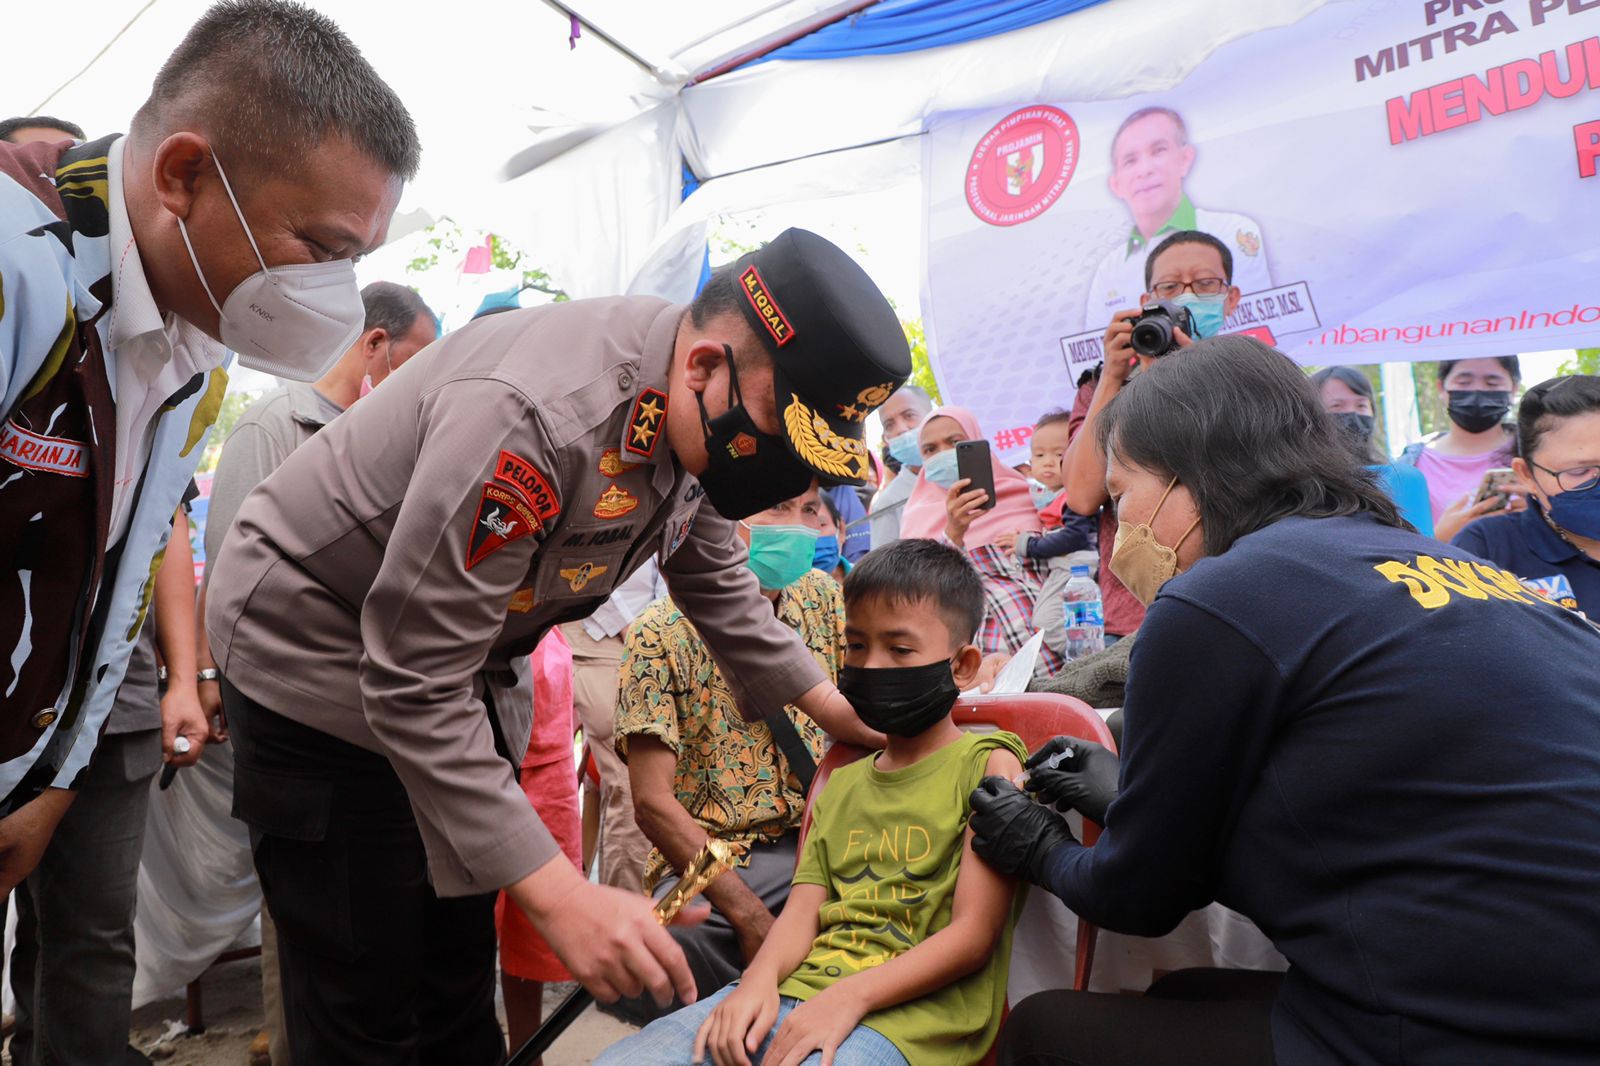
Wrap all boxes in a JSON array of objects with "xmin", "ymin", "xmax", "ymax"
[
  {"xmin": 1545, "ymin": 482, "xmax": 1600, "ymax": 541},
  {"xmin": 812, "ymin": 533, "xmax": 842, "ymax": 573},
  {"xmin": 743, "ymin": 523, "xmax": 818, "ymax": 591},
  {"xmin": 923, "ymin": 448, "xmax": 960, "ymax": 489},
  {"xmin": 1174, "ymin": 292, "xmax": 1227, "ymax": 339},
  {"xmin": 887, "ymin": 429, "xmax": 923, "ymax": 470}
]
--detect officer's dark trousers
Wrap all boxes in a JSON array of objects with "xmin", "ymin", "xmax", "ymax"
[
  {"xmin": 999, "ymin": 969, "xmax": 1281, "ymax": 1066},
  {"xmin": 224, "ymin": 680, "xmax": 506, "ymax": 1066}
]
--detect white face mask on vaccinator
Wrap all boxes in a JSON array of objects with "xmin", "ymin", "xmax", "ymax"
[{"xmin": 177, "ymin": 151, "xmax": 365, "ymax": 381}]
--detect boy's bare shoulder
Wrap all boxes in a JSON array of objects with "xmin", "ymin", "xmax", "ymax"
[{"xmin": 984, "ymin": 746, "xmax": 1024, "ymax": 778}]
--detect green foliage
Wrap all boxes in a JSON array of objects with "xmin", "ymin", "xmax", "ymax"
[
  {"xmin": 1558, "ymin": 348, "xmax": 1600, "ymax": 377},
  {"xmin": 709, "ymin": 215, "xmax": 762, "ymax": 262},
  {"xmin": 405, "ymin": 217, "xmax": 568, "ymax": 301},
  {"xmin": 901, "ymin": 318, "xmax": 941, "ymax": 403},
  {"xmin": 197, "ymin": 390, "xmax": 256, "ymax": 475},
  {"xmin": 1412, "ymin": 361, "xmax": 1443, "ymax": 437},
  {"xmin": 489, "ymin": 233, "xmax": 568, "ymax": 302}
]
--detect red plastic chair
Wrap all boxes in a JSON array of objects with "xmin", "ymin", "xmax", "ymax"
[
  {"xmin": 796, "ymin": 692, "xmax": 1117, "ymax": 1064},
  {"xmin": 578, "ymin": 742, "xmax": 600, "ymax": 789}
]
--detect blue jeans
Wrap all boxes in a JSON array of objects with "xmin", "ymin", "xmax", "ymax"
[{"xmin": 594, "ymin": 984, "xmax": 910, "ymax": 1066}]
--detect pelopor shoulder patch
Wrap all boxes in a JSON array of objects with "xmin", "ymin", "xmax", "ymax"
[
  {"xmin": 466, "ymin": 483, "xmax": 540, "ymax": 570},
  {"xmin": 494, "ymin": 450, "xmax": 561, "ymax": 522}
]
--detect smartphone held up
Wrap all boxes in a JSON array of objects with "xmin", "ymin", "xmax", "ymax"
[
  {"xmin": 1475, "ymin": 467, "xmax": 1518, "ymax": 512},
  {"xmin": 956, "ymin": 440, "xmax": 998, "ymax": 510}
]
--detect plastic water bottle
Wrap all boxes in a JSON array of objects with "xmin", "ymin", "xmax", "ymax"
[{"xmin": 1063, "ymin": 565, "xmax": 1105, "ymax": 660}]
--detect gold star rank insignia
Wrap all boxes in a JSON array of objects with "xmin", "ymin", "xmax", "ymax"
[
  {"xmin": 835, "ymin": 383, "xmax": 895, "ymax": 424},
  {"xmin": 624, "ymin": 388, "xmax": 669, "ymax": 459},
  {"xmin": 593, "ymin": 484, "xmax": 639, "ymax": 520},
  {"xmin": 559, "ymin": 563, "xmax": 609, "ymax": 593},
  {"xmin": 836, "ymin": 402, "xmax": 868, "ymax": 422}
]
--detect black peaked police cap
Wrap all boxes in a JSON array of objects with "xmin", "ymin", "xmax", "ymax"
[{"xmin": 729, "ymin": 229, "xmax": 911, "ymax": 485}]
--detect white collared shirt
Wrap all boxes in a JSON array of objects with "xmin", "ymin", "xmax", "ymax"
[
  {"xmin": 869, "ymin": 466, "xmax": 918, "ymax": 548},
  {"xmin": 104, "ymin": 137, "xmax": 226, "ymax": 545},
  {"xmin": 1084, "ymin": 205, "xmax": 1272, "ymax": 327},
  {"xmin": 582, "ymin": 560, "xmax": 664, "ymax": 641}
]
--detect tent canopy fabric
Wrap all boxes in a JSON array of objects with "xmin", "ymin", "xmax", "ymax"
[
  {"xmin": 753, "ymin": 0, "xmax": 1111, "ymax": 63},
  {"xmin": 2, "ymin": 0, "xmax": 1322, "ymax": 301},
  {"xmin": 485, "ymin": 0, "xmax": 1334, "ymax": 309}
]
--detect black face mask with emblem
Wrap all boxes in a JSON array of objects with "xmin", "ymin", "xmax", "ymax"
[{"xmin": 695, "ymin": 347, "xmax": 814, "ymax": 520}]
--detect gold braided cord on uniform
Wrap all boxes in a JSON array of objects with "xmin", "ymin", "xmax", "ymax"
[{"xmin": 783, "ymin": 398, "xmax": 869, "ymax": 481}]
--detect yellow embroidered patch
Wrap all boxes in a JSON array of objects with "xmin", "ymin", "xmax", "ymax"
[
  {"xmin": 783, "ymin": 398, "xmax": 869, "ymax": 481},
  {"xmin": 836, "ymin": 382, "xmax": 896, "ymax": 423},
  {"xmin": 559, "ymin": 563, "xmax": 610, "ymax": 593},
  {"xmin": 593, "ymin": 484, "xmax": 639, "ymax": 520},
  {"xmin": 739, "ymin": 266, "xmax": 795, "ymax": 347}
]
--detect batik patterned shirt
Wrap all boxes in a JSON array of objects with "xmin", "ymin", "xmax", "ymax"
[{"xmin": 616, "ymin": 569, "xmax": 843, "ymax": 890}]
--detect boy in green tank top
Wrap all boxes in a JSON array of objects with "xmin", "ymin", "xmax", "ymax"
[{"xmin": 596, "ymin": 539, "xmax": 1026, "ymax": 1066}]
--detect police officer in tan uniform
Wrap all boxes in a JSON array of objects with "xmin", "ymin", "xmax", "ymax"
[{"xmin": 205, "ymin": 228, "xmax": 910, "ymax": 1064}]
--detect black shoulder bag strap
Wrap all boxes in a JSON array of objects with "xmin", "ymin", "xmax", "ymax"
[{"xmin": 764, "ymin": 708, "xmax": 817, "ymax": 797}]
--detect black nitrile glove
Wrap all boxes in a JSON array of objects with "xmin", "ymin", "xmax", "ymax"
[
  {"xmin": 1023, "ymin": 736, "xmax": 1119, "ymax": 824},
  {"xmin": 969, "ymin": 776, "xmax": 1078, "ymax": 886}
]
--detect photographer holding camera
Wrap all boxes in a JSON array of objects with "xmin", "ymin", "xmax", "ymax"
[{"xmin": 1061, "ymin": 230, "xmax": 1242, "ymax": 640}]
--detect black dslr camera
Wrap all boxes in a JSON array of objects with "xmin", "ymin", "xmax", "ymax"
[{"xmin": 1129, "ymin": 300, "xmax": 1196, "ymax": 358}]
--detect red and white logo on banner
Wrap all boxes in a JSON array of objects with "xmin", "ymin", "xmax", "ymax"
[
  {"xmin": 965, "ymin": 105, "xmax": 1079, "ymax": 227},
  {"xmin": 0, "ymin": 421, "xmax": 88, "ymax": 477}
]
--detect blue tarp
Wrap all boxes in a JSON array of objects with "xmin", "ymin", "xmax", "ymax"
[{"xmin": 753, "ymin": 0, "xmax": 1109, "ymax": 64}]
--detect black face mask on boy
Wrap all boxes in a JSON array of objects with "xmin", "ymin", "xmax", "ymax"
[{"xmin": 838, "ymin": 661, "xmax": 961, "ymax": 737}]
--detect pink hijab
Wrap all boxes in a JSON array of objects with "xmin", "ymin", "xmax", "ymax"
[{"xmin": 900, "ymin": 406, "xmax": 1042, "ymax": 545}]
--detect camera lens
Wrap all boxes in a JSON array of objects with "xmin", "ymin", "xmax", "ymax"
[{"xmin": 1130, "ymin": 317, "xmax": 1174, "ymax": 357}]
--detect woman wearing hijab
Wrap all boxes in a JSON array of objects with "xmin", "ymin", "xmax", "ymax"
[{"xmin": 901, "ymin": 406, "xmax": 1062, "ymax": 673}]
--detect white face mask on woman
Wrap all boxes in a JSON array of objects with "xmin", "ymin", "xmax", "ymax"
[{"xmin": 177, "ymin": 151, "xmax": 365, "ymax": 381}]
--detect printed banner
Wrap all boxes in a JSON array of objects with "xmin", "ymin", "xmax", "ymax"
[{"xmin": 923, "ymin": 0, "xmax": 1600, "ymax": 460}]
